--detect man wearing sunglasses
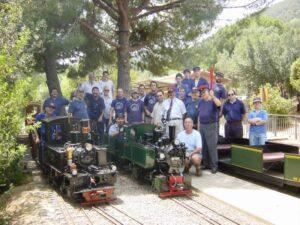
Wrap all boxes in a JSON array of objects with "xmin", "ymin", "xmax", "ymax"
[{"xmin": 222, "ymin": 89, "xmax": 246, "ymax": 139}]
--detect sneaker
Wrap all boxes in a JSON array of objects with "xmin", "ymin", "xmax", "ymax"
[{"xmin": 211, "ymin": 168, "xmax": 218, "ymax": 174}]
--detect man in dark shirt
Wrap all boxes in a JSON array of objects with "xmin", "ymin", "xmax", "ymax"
[
  {"xmin": 222, "ymin": 89, "xmax": 246, "ymax": 138},
  {"xmin": 43, "ymin": 88, "xmax": 69, "ymax": 116},
  {"xmin": 85, "ymin": 87, "xmax": 105, "ymax": 143},
  {"xmin": 182, "ymin": 68, "xmax": 193, "ymax": 94},
  {"xmin": 213, "ymin": 72, "xmax": 227, "ymax": 100},
  {"xmin": 125, "ymin": 89, "xmax": 144, "ymax": 124},
  {"xmin": 144, "ymin": 81, "xmax": 158, "ymax": 123},
  {"xmin": 198, "ymin": 88, "xmax": 221, "ymax": 174},
  {"xmin": 186, "ymin": 87, "xmax": 200, "ymax": 128},
  {"xmin": 110, "ymin": 88, "xmax": 127, "ymax": 124},
  {"xmin": 192, "ymin": 66, "xmax": 209, "ymax": 90},
  {"xmin": 175, "ymin": 73, "xmax": 189, "ymax": 98}
]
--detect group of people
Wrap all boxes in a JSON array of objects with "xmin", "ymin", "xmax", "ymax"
[{"xmin": 35, "ymin": 67, "xmax": 268, "ymax": 177}]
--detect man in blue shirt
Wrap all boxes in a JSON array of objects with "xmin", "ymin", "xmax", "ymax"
[
  {"xmin": 110, "ymin": 88, "xmax": 127, "ymax": 124},
  {"xmin": 68, "ymin": 88, "xmax": 89, "ymax": 120},
  {"xmin": 198, "ymin": 88, "xmax": 221, "ymax": 174},
  {"xmin": 144, "ymin": 81, "xmax": 158, "ymax": 123},
  {"xmin": 85, "ymin": 87, "xmax": 105, "ymax": 143},
  {"xmin": 182, "ymin": 68, "xmax": 193, "ymax": 94},
  {"xmin": 125, "ymin": 89, "xmax": 144, "ymax": 124},
  {"xmin": 248, "ymin": 97, "xmax": 268, "ymax": 146},
  {"xmin": 178, "ymin": 87, "xmax": 190, "ymax": 107},
  {"xmin": 175, "ymin": 73, "xmax": 189, "ymax": 98},
  {"xmin": 43, "ymin": 88, "xmax": 69, "ymax": 116},
  {"xmin": 222, "ymin": 89, "xmax": 246, "ymax": 138},
  {"xmin": 185, "ymin": 87, "xmax": 199, "ymax": 128},
  {"xmin": 192, "ymin": 66, "xmax": 209, "ymax": 90},
  {"xmin": 213, "ymin": 72, "xmax": 227, "ymax": 100}
]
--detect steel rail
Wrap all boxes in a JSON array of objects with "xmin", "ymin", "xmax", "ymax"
[{"xmin": 92, "ymin": 206, "xmax": 124, "ymax": 225}]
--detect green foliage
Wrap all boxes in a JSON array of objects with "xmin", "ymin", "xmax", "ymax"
[
  {"xmin": 290, "ymin": 57, "xmax": 300, "ymax": 93},
  {"xmin": 0, "ymin": 1, "xmax": 33, "ymax": 192},
  {"xmin": 265, "ymin": 0, "xmax": 300, "ymax": 22}
]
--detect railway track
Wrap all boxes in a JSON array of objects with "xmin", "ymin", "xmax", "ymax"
[{"xmin": 171, "ymin": 197, "xmax": 241, "ymax": 225}]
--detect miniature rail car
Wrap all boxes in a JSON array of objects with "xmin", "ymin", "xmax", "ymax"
[
  {"xmin": 104, "ymin": 123, "xmax": 192, "ymax": 198},
  {"xmin": 37, "ymin": 116, "xmax": 117, "ymax": 205},
  {"xmin": 217, "ymin": 138, "xmax": 300, "ymax": 188}
]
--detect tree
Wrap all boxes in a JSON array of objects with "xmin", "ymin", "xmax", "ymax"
[
  {"xmin": 290, "ymin": 57, "xmax": 300, "ymax": 93},
  {"xmin": 79, "ymin": 0, "xmax": 225, "ymax": 93}
]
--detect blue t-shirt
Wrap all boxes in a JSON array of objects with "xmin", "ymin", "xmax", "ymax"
[
  {"xmin": 111, "ymin": 97, "xmax": 127, "ymax": 115},
  {"xmin": 144, "ymin": 92, "xmax": 157, "ymax": 113},
  {"xmin": 248, "ymin": 109, "xmax": 268, "ymax": 134},
  {"xmin": 186, "ymin": 98, "xmax": 199, "ymax": 123},
  {"xmin": 43, "ymin": 97, "xmax": 69, "ymax": 116},
  {"xmin": 35, "ymin": 112, "xmax": 57, "ymax": 141},
  {"xmin": 68, "ymin": 99, "xmax": 89, "ymax": 119},
  {"xmin": 214, "ymin": 83, "xmax": 227, "ymax": 99},
  {"xmin": 182, "ymin": 78, "xmax": 193, "ymax": 94},
  {"xmin": 192, "ymin": 77, "xmax": 209, "ymax": 90},
  {"xmin": 198, "ymin": 99, "xmax": 218, "ymax": 124},
  {"xmin": 179, "ymin": 96, "xmax": 191, "ymax": 107},
  {"xmin": 126, "ymin": 99, "xmax": 144, "ymax": 123},
  {"xmin": 175, "ymin": 83, "xmax": 189, "ymax": 98},
  {"xmin": 85, "ymin": 94, "xmax": 105, "ymax": 120},
  {"xmin": 222, "ymin": 99, "xmax": 245, "ymax": 122}
]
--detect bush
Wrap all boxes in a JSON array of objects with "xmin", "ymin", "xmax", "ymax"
[{"xmin": 290, "ymin": 57, "xmax": 300, "ymax": 93}]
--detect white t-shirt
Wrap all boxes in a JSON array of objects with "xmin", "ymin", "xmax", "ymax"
[
  {"xmin": 162, "ymin": 97, "xmax": 186, "ymax": 119},
  {"xmin": 177, "ymin": 129, "xmax": 202, "ymax": 153},
  {"xmin": 81, "ymin": 81, "xmax": 98, "ymax": 94},
  {"xmin": 151, "ymin": 102, "xmax": 164, "ymax": 125},
  {"xmin": 99, "ymin": 80, "xmax": 114, "ymax": 98}
]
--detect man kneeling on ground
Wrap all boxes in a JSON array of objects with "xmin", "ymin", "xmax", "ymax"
[{"xmin": 177, "ymin": 117, "xmax": 202, "ymax": 176}]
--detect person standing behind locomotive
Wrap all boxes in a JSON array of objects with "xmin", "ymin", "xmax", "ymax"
[
  {"xmin": 102, "ymin": 86, "xmax": 113, "ymax": 133},
  {"xmin": 125, "ymin": 89, "xmax": 144, "ymax": 124},
  {"xmin": 177, "ymin": 117, "xmax": 202, "ymax": 176},
  {"xmin": 185, "ymin": 87, "xmax": 200, "ymax": 129},
  {"xmin": 138, "ymin": 84, "xmax": 146, "ymax": 102},
  {"xmin": 81, "ymin": 72, "xmax": 98, "ymax": 94},
  {"xmin": 182, "ymin": 68, "xmax": 193, "ymax": 95},
  {"xmin": 175, "ymin": 73, "xmax": 189, "ymax": 98},
  {"xmin": 151, "ymin": 90, "xmax": 165, "ymax": 126},
  {"xmin": 43, "ymin": 88, "xmax": 69, "ymax": 116},
  {"xmin": 144, "ymin": 81, "xmax": 158, "ymax": 123},
  {"xmin": 248, "ymin": 97, "xmax": 268, "ymax": 146},
  {"xmin": 178, "ymin": 87, "xmax": 190, "ymax": 107},
  {"xmin": 85, "ymin": 87, "xmax": 105, "ymax": 143},
  {"xmin": 162, "ymin": 87, "xmax": 186, "ymax": 138},
  {"xmin": 222, "ymin": 89, "xmax": 246, "ymax": 139},
  {"xmin": 68, "ymin": 88, "xmax": 89, "ymax": 120},
  {"xmin": 198, "ymin": 88, "xmax": 221, "ymax": 174},
  {"xmin": 98, "ymin": 71, "xmax": 114, "ymax": 99},
  {"xmin": 109, "ymin": 88, "xmax": 127, "ymax": 124},
  {"xmin": 108, "ymin": 113, "xmax": 126, "ymax": 139},
  {"xmin": 192, "ymin": 66, "xmax": 209, "ymax": 90},
  {"xmin": 213, "ymin": 72, "xmax": 227, "ymax": 101}
]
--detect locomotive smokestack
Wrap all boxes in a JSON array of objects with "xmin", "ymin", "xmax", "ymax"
[{"xmin": 169, "ymin": 126, "xmax": 176, "ymax": 142}]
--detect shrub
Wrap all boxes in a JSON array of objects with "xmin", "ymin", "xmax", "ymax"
[{"xmin": 290, "ymin": 57, "xmax": 300, "ymax": 93}]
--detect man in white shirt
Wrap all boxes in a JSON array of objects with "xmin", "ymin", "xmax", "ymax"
[
  {"xmin": 102, "ymin": 86, "xmax": 113, "ymax": 133},
  {"xmin": 177, "ymin": 117, "xmax": 202, "ymax": 176},
  {"xmin": 151, "ymin": 90, "xmax": 164, "ymax": 126},
  {"xmin": 99, "ymin": 71, "xmax": 114, "ymax": 98},
  {"xmin": 162, "ymin": 87, "xmax": 186, "ymax": 138},
  {"xmin": 81, "ymin": 72, "xmax": 98, "ymax": 94}
]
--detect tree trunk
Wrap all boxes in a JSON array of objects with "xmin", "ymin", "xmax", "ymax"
[
  {"xmin": 44, "ymin": 50, "xmax": 62, "ymax": 95},
  {"xmin": 117, "ymin": 2, "xmax": 131, "ymax": 96}
]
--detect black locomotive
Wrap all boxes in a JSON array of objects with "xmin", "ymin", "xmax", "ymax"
[{"xmin": 38, "ymin": 116, "xmax": 117, "ymax": 205}]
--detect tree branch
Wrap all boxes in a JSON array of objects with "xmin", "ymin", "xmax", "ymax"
[
  {"xmin": 223, "ymin": 0, "xmax": 273, "ymax": 9},
  {"xmin": 130, "ymin": 0, "xmax": 150, "ymax": 16},
  {"xmin": 116, "ymin": 0, "xmax": 128, "ymax": 21},
  {"xmin": 79, "ymin": 20, "xmax": 120, "ymax": 49},
  {"xmin": 93, "ymin": 0, "xmax": 119, "ymax": 21},
  {"xmin": 132, "ymin": 0, "xmax": 185, "ymax": 21},
  {"xmin": 130, "ymin": 41, "xmax": 148, "ymax": 52}
]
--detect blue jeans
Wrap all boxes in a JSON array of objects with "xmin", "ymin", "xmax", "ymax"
[{"xmin": 249, "ymin": 133, "xmax": 267, "ymax": 146}]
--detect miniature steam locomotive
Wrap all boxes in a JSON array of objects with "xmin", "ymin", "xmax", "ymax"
[
  {"xmin": 38, "ymin": 116, "xmax": 117, "ymax": 205},
  {"xmin": 105, "ymin": 123, "xmax": 192, "ymax": 197}
]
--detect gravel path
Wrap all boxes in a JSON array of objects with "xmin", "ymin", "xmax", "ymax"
[{"xmin": 3, "ymin": 162, "xmax": 269, "ymax": 225}]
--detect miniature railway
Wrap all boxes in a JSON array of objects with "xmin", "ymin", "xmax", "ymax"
[{"xmin": 171, "ymin": 197, "xmax": 241, "ymax": 225}]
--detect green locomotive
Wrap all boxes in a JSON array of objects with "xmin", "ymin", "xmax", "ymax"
[{"xmin": 104, "ymin": 123, "xmax": 192, "ymax": 198}]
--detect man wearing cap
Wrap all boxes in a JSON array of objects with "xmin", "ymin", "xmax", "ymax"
[
  {"xmin": 43, "ymin": 88, "xmax": 69, "ymax": 116},
  {"xmin": 144, "ymin": 81, "xmax": 158, "ymax": 123},
  {"xmin": 213, "ymin": 72, "xmax": 227, "ymax": 100},
  {"xmin": 248, "ymin": 98, "xmax": 268, "ymax": 146},
  {"xmin": 110, "ymin": 88, "xmax": 127, "ymax": 124},
  {"xmin": 98, "ymin": 71, "xmax": 114, "ymax": 99},
  {"xmin": 175, "ymin": 73, "xmax": 189, "ymax": 98},
  {"xmin": 81, "ymin": 72, "xmax": 98, "ymax": 94},
  {"xmin": 162, "ymin": 86, "xmax": 186, "ymax": 137},
  {"xmin": 68, "ymin": 88, "xmax": 89, "ymax": 120},
  {"xmin": 177, "ymin": 117, "xmax": 202, "ymax": 176},
  {"xmin": 192, "ymin": 66, "xmax": 209, "ymax": 90},
  {"xmin": 125, "ymin": 89, "xmax": 144, "ymax": 124},
  {"xmin": 109, "ymin": 113, "xmax": 125, "ymax": 138},
  {"xmin": 182, "ymin": 69, "xmax": 193, "ymax": 94},
  {"xmin": 198, "ymin": 88, "xmax": 221, "ymax": 174},
  {"xmin": 102, "ymin": 86, "xmax": 113, "ymax": 133},
  {"xmin": 185, "ymin": 87, "xmax": 200, "ymax": 128},
  {"xmin": 85, "ymin": 87, "xmax": 105, "ymax": 143},
  {"xmin": 222, "ymin": 89, "xmax": 246, "ymax": 139},
  {"xmin": 138, "ymin": 84, "xmax": 146, "ymax": 102},
  {"xmin": 151, "ymin": 90, "xmax": 165, "ymax": 126}
]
